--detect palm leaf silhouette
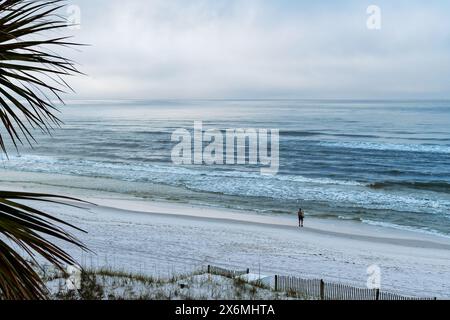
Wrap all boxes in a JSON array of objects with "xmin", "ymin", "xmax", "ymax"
[{"xmin": 0, "ymin": 0, "xmax": 87, "ymax": 299}]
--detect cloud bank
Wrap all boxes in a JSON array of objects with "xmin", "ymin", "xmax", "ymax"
[{"xmin": 66, "ymin": 0, "xmax": 450, "ymax": 99}]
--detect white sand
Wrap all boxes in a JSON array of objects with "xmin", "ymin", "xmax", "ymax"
[
  {"xmin": 10, "ymin": 195, "xmax": 447, "ymax": 299},
  {"xmin": 2, "ymin": 180, "xmax": 450, "ymax": 298}
]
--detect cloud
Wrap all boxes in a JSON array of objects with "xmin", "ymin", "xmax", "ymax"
[{"xmin": 66, "ymin": 0, "xmax": 450, "ymax": 99}]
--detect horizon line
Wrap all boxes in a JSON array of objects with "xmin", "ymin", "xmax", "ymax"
[{"xmin": 63, "ymin": 98, "xmax": 450, "ymax": 102}]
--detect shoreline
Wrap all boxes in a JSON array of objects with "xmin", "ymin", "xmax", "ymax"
[
  {"xmin": 89, "ymin": 196, "xmax": 450, "ymax": 250},
  {"xmin": 2, "ymin": 175, "xmax": 450, "ymax": 297},
  {"xmin": 1, "ymin": 169, "xmax": 449, "ymax": 241}
]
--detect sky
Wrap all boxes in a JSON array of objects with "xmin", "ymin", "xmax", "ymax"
[{"xmin": 63, "ymin": 0, "xmax": 450, "ymax": 100}]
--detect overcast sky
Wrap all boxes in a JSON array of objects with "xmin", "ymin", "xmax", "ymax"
[{"xmin": 65, "ymin": 0, "xmax": 450, "ymax": 100}]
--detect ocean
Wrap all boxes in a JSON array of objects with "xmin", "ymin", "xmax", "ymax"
[{"xmin": 1, "ymin": 99, "xmax": 450, "ymax": 237}]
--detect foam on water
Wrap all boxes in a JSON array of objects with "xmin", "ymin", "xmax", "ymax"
[
  {"xmin": 361, "ymin": 219, "xmax": 450, "ymax": 239},
  {"xmin": 318, "ymin": 141, "xmax": 450, "ymax": 154},
  {"xmin": 4, "ymin": 154, "xmax": 450, "ymax": 220}
]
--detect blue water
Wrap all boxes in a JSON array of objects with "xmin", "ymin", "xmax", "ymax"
[{"xmin": 1, "ymin": 99, "xmax": 450, "ymax": 236}]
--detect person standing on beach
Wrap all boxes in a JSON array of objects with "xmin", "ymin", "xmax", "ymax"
[{"xmin": 298, "ymin": 208, "xmax": 305, "ymax": 228}]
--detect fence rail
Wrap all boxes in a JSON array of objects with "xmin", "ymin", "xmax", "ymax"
[
  {"xmin": 276, "ymin": 276, "xmax": 321, "ymax": 298},
  {"xmin": 207, "ymin": 265, "xmax": 249, "ymax": 278},
  {"xmin": 207, "ymin": 265, "xmax": 435, "ymax": 300}
]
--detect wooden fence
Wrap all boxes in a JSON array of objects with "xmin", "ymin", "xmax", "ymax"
[
  {"xmin": 207, "ymin": 265, "xmax": 435, "ymax": 300},
  {"xmin": 207, "ymin": 265, "xmax": 249, "ymax": 278},
  {"xmin": 275, "ymin": 276, "xmax": 435, "ymax": 300}
]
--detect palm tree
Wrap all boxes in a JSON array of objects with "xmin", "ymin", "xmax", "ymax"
[{"xmin": 0, "ymin": 0, "xmax": 86, "ymax": 299}]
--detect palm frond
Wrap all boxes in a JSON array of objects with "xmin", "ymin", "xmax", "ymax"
[
  {"xmin": 0, "ymin": 192, "xmax": 88, "ymax": 300},
  {"xmin": 0, "ymin": 0, "xmax": 87, "ymax": 300},
  {"xmin": 0, "ymin": 0, "xmax": 82, "ymax": 153}
]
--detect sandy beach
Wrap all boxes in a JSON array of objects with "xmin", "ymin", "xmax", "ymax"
[{"xmin": 3, "ymin": 179, "xmax": 449, "ymax": 299}]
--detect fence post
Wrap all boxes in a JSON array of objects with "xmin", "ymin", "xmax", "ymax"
[
  {"xmin": 320, "ymin": 280, "xmax": 325, "ymax": 300},
  {"xmin": 275, "ymin": 275, "xmax": 278, "ymax": 291},
  {"xmin": 376, "ymin": 289, "xmax": 380, "ymax": 301}
]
